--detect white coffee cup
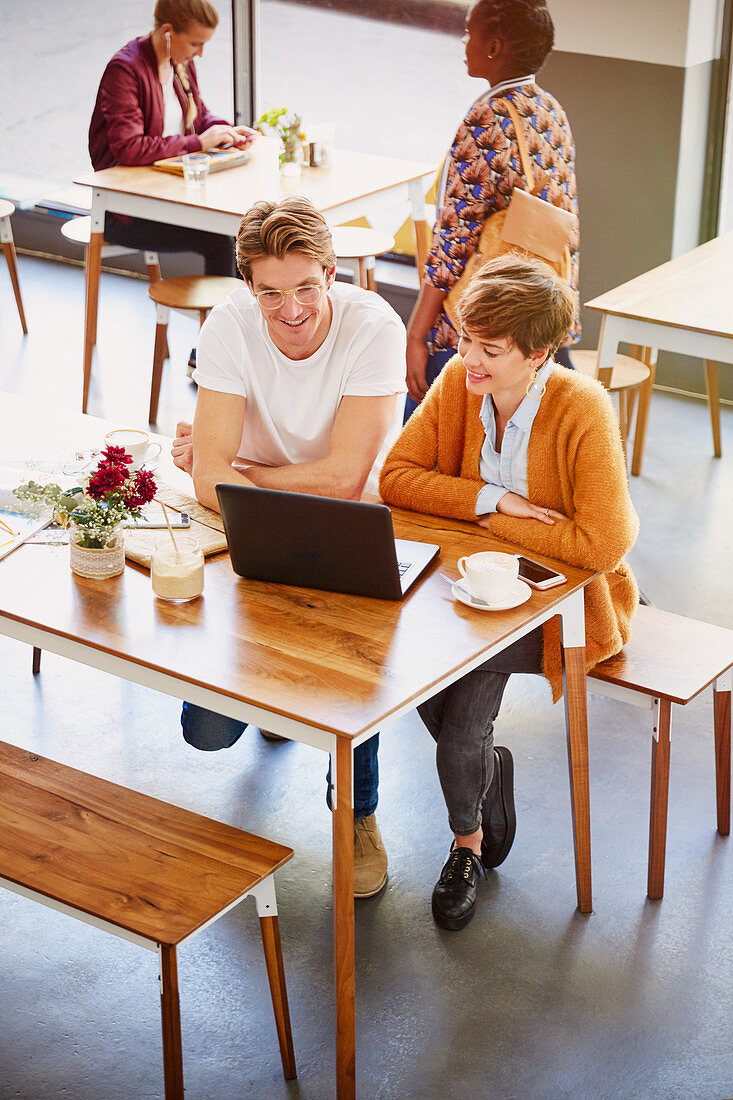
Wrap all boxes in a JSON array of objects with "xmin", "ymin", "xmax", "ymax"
[
  {"xmin": 104, "ymin": 428, "xmax": 161, "ymax": 470},
  {"xmin": 457, "ymin": 551, "xmax": 519, "ymax": 603}
]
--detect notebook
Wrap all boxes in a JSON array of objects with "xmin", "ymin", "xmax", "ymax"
[
  {"xmin": 216, "ymin": 484, "xmax": 440, "ymax": 600},
  {"xmin": 152, "ymin": 149, "xmax": 250, "ymax": 175}
]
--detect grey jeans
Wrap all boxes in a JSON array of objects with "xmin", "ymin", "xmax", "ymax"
[{"xmin": 418, "ymin": 627, "xmax": 544, "ymax": 836}]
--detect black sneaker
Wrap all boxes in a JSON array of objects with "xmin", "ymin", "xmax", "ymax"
[
  {"xmin": 480, "ymin": 746, "xmax": 516, "ymax": 869},
  {"xmin": 431, "ymin": 846, "xmax": 483, "ymax": 931}
]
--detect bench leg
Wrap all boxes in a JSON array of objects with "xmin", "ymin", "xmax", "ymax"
[
  {"xmin": 259, "ymin": 914, "xmax": 297, "ymax": 1079},
  {"xmin": 648, "ymin": 698, "xmax": 672, "ymax": 900},
  {"xmin": 145, "ymin": 255, "xmax": 169, "ymax": 360},
  {"xmin": 32, "ymin": 646, "xmax": 42, "ymax": 675},
  {"xmin": 714, "ymin": 684, "xmax": 731, "ymax": 836},
  {"xmin": 159, "ymin": 944, "xmax": 184, "ymax": 1100}
]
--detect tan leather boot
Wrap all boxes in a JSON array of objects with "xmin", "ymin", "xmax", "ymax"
[{"xmin": 353, "ymin": 813, "xmax": 388, "ymax": 898}]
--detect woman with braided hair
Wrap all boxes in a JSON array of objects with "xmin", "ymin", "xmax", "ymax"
[{"xmin": 89, "ymin": 0, "xmax": 256, "ymax": 276}]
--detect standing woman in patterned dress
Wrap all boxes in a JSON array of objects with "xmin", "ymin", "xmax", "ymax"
[{"xmin": 404, "ymin": 0, "xmax": 580, "ymax": 419}]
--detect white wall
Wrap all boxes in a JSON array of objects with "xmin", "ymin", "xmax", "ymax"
[{"xmin": 550, "ymin": 0, "xmax": 723, "ymax": 67}]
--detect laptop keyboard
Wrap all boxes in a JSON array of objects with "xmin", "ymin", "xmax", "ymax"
[{"xmin": 397, "ymin": 560, "xmax": 411, "ymax": 577}]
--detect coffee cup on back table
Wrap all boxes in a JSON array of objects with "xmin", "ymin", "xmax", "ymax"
[
  {"xmin": 104, "ymin": 428, "xmax": 162, "ymax": 470},
  {"xmin": 457, "ymin": 552, "xmax": 519, "ymax": 603}
]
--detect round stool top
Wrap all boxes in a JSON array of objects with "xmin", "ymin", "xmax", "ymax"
[
  {"xmin": 569, "ymin": 349, "xmax": 651, "ymax": 392},
  {"xmin": 60, "ymin": 215, "xmax": 93, "ymax": 245},
  {"xmin": 148, "ymin": 275, "xmax": 242, "ymax": 310},
  {"xmin": 0, "ymin": 198, "xmax": 17, "ymax": 220},
  {"xmin": 331, "ymin": 226, "xmax": 395, "ymax": 260}
]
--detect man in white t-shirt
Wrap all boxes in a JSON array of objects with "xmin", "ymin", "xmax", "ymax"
[{"xmin": 172, "ymin": 196, "xmax": 406, "ymax": 898}]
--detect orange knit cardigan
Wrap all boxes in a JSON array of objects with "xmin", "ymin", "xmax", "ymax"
[{"xmin": 380, "ymin": 357, "xmax": 639, "ymax": 702}]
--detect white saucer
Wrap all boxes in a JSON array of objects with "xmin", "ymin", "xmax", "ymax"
[{"xmin": 451, "ymin": 579, "xmax": 532, "ymax": 611}]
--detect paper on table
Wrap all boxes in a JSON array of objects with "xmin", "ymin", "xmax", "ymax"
[{"xmin": 0, "ymin": 489, "xmax": 53, "ymax": 561}]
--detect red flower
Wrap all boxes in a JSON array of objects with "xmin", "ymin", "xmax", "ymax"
[
  {"xmin": 87, "ymin": 462, "xmax": 127, "ymax": 499},
  {"xmin": 124, "ymin": 468, "xmax": 157, "ymax": 509},
  {"xmin": 101, "ymin": 445, "xmax": 133, "ymax": 466}
]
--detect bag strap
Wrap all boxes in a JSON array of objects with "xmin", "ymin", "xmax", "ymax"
[{"xmin": 500, "ymin": 99, "xmax": 546, "ymax": 197}]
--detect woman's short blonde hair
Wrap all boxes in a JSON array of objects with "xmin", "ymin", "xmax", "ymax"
[
  {"xmin": 236, "ymin": 197, "xmax": 337, "ymax": 282},
  {"xmin": 153, "ymin": 0, "xmax": 218, "ymax": 31},
  {"xmin": 457, "ymin": 254, "xmax": 575, "ymax": 358}
]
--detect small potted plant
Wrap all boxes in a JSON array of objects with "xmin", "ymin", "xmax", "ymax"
[
  {"xmin": 15, "ymin": 446, "xmax": 157, "ymax": 579},
  {"xmin": 255, "ymin": 106, "xmax": 305, "ymax": 176}
]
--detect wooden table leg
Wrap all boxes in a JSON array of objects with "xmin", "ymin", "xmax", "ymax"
[
  {"xmin": 259, "ymin": 913, "xmax": 297, "ymax": 1079},
  {"xmin": 408, "ymin": 176, "xmax": 431, "ymax": 276},
  {"xmin": 149, "ymin": 305, "xmax": 169, "ymax": 425},
  {"xmin": 159, "ymin": 944, "xmax": 185, "ymax": 1100},
  {"xmin": 1, "ymin": 238, "xmax": 28, "ymax": 334},
  {"xmin": 704, "ymin": 360, "xmax": 722, "ymax": 458},
  {"xmin": 560, "ymin": 592, "xmax": 592, "ymax": 913},
  {"xmin": 630, "ymin": 349, "xmax": 657, "ymax": 477},
  {"xmin": 714, "ymin": 682, "xmax": 731, "ymax": 836},
  {"xmin": 647, "ymin": 698, "xmax": 672, "ymax": 900},
  {"xmin": 333, "ymin": 736, "xmax": 356, "ymax": 1100},
  {"xmin": 82, "ymin": 230, "xmax": 103, "ymax": 413}
]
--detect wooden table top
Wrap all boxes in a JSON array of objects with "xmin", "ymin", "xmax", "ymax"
[
  {"xmin": 584, "ymin": 231, "xmax": 733, "ymax": 339},
  {"xmin": 75, "ymin": 140, "xmax": 436, "ymax": 219},
  {"xmin": 0, "ymin": 395, "xmax": 594, "ymax": 740}
]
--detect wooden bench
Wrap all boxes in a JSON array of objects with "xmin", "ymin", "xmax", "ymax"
[
  {"xmin": 0, "ymin": 741, "xmax": 297, "ymax": 1098},
  {"xmin": 588, "ymin": 606, "xmax": 733, "ymax": 899}
]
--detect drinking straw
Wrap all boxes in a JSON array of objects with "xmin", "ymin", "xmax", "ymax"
[{"xmin": 157, "ymin": 500, "xmax": 181, "ymax": 560}]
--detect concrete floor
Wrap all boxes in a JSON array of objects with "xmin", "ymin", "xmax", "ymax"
[{"xmin": 0, "ymin": 254, "xmax": 732, "ymax": 1098}]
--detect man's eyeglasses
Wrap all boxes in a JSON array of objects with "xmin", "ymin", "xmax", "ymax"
[{"xmin": 253, "ymin": 283, "xmax": 325, "ymax": 311}]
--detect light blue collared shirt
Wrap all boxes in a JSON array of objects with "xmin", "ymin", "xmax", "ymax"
[{"xmin": 475, "ymin": 360, "xmax": 554, "ymax": 515}]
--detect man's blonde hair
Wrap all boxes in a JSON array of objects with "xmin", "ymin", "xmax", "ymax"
[
  {"xmin": 153, "ymin": 0, "xmax": 218, "ymax": 31},
  {"xmin": 457, "ymin": 254, "xmax": 574, "ymax": 358},
  {"xmin": 236, "ymin": 197, "xmax": 336, "ymax": 283}
]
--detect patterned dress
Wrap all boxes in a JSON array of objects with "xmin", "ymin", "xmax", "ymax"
[{"xmin": 426, "ymin": 80, "xmax": 580, "ymax": 352}]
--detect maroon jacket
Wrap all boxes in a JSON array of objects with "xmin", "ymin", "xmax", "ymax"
[{"xmin": 89, "ymin": 34, "xmax": 229, "ymax": 170}]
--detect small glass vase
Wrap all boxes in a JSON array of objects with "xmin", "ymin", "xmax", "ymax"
[{"xmin": 69, "ymin": 522, "xmax": 125, "ymax": 579}]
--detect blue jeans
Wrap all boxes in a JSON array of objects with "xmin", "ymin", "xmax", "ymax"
[
  {"xmin": 403, "ymin": 346, "xmax": 456, "ymax": 423},
  {"xmin": 181, "ymin": 702, "xmax": 379, "ymax": 818}
]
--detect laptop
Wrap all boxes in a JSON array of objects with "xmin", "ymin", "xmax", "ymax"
[{"xmin": 216, "ymin": 484, "xmax": 440, "ymax": 600}]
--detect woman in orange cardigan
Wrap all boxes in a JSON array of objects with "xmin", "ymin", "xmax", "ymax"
[{"xmin": 380, "ymin": 255, "xmax": 638, "ymax": 930}]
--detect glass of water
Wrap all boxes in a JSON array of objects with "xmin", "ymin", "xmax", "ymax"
[{"xmin": 181, "ymin": 153, "xmax": 210, "ymax": 189}]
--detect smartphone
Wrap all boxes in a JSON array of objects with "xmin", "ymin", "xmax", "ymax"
[
  {"xmin": 125, "ymin": 512, "xmax": 191, "ymax": 530},
  {"xmin": 516, "ymin": 555, "xmax": 566, "ymax": 589}
]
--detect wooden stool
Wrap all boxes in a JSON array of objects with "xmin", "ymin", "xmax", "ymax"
[
  {"xmin": 148, "ymin": 275, "xmax": 241, "ymax": 424},
  {"xmin": 61, "ymin": 215, "xmax": 166, "ymax": 355},
  {"xmin": 0, "ymin": 740, "xmax": 296, "ymax": 1098},
  {"xmin": 331, "ymin": 226, "xmax": 395, "ymax": 291},
  {"xmin": 569, "ymin": 349, "xmax": 651, "ymax": 461},
  {"xmin": 588, "ymin": 606, "xmax": 733, "ymax": 899},
  {"xmin": 0, "ymin": 198, "xmax": 28, "ymax": 334}
]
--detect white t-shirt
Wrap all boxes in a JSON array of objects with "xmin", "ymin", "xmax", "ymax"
[
  {"xmin": 162, "ymin": 69, "xmax": 184, "ymax": 136},
  {"xmin": 193, "ymin": 282, "xmax": 407, "ymax": 485}
]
